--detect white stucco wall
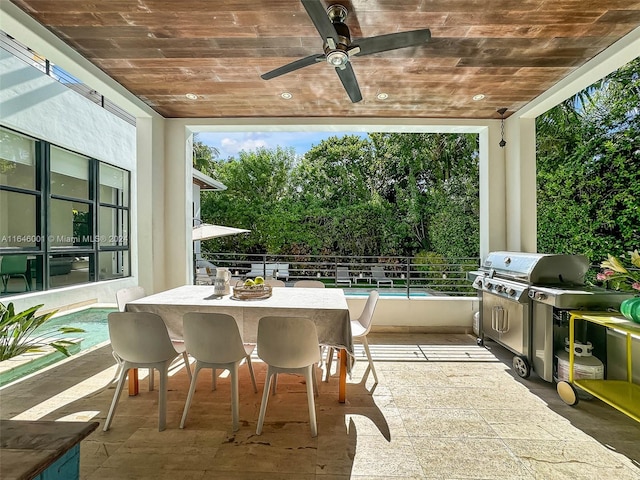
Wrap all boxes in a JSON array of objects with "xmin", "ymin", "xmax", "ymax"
[
  {"xmin": 0, "ymin": 49, "xmax": 139, "ymax": 312},
  {"xmin": 346, "ymin": 296, "xmax": 479, "ymax": 332},
  {"xmin": 0, "ymin": 50, "xmax": 135, "ymax": 168}
]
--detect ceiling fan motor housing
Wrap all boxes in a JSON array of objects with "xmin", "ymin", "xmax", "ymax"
[
  {"xmin": 327, "ymin": 4, "xmax": 348, "ymax": 22},
  {"xmin": 324, "ymin": 5, "xmax": 352, "ymax": 68}
]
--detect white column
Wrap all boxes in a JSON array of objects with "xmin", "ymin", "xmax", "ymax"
[
  {"xmin": 479, "ymin": 122, "xmax": 507, "ymax": 259},
  {"xmin": 505, "ymin": 116, "xmax": 537, "ymax": 252},
  {"xmin": 193, "ymin": 184, "xmax": 202, "ymax": 259},
  {"xmin": 164, "ymin": 121, "xmax": 194, "ymax": 288},
  {"xmin": 136, "ymin": 116, "xmax": 166, "ymax": 293}
]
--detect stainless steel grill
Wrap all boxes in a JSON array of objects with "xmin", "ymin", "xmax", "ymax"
[{"xmin": 468, "ymin": 251, "xmax": 632, "ymax": 380}]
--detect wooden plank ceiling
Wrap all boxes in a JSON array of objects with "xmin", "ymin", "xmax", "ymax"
[{"xmin": 10, "ymin": 0, "xmax": 640, "ymax": 119}]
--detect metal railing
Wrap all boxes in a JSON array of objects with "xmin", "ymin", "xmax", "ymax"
[
  {"xmin": 1, "ymin": 31, "xmax": 136, "ymax": 126},
  {"xmin": 199, "ymin": 252, "xmax": 481, "ymax": 297}
]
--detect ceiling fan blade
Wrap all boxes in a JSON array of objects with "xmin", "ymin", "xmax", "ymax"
[
  {"xmin": 261, "ymin": 54, "xmax": 325, "ymax": 80},
  {"xmin": 301, "ymin": 0, "xmax": 339, "ymax": 45},
  {"xmin": 335, "ymin": 63, "xmax": 362, "ymax": 103},
  {"xmin": 353, "ymin": 29, "xmax": 431, "ymax": 57}
]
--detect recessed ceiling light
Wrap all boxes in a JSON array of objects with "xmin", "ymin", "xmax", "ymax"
[
  {"xmin": 472, "ymin": 94, "xmax": 485, "ymax": 101},
  {"xmin": 185, "ymin": 93, "xmax": 198, "ymax": 100},
  {"xmin": 281, "ymin": 92, "xmax": 293, "ymax": 99},
  {"xmin": 377, "ymin": 93, "xmax": 389, "ymax": 100}
]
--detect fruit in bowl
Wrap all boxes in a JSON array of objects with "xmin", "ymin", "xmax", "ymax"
[{"xmin": 242, "ymin": 277, "xmax": 266, "ymax": 289}]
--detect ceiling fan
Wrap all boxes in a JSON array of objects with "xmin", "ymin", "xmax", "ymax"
[{"xmin": 261, "ymin": 0, "xmax": 431, "ymax": 103}]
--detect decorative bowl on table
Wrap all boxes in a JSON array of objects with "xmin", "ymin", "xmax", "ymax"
[{"xmin": 232, "ymin": 281, "xmax": 272, "ymax": 300}]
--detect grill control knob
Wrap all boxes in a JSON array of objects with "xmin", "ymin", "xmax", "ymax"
[
  {"xmin": 507, "ymin": 288, "xmax": 516, "ymax": 296},
  {"xmin": 534, "ymin": 292, "xmax": 547, "ymax": 301},
  {"xmin": 484, "ymin": 281, "xmax": 492, "ymax": 289},
  {"xmin": 495, "ymin": 285, "xmax": 504, "ymax": 293},
  {"xmin": 473, "ymin": 279, "xmax": 482, "ymax": 288}
]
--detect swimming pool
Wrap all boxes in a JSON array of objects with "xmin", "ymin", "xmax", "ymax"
[
  {"xmin": 0, "ymin": 307, "xmax": 114, "ymax": 386},
  {"xmin": 346, "ymin": 290, "xmax": 430, "ymax": 297}
]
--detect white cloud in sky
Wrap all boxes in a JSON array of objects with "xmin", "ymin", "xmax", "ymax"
[{"xmin": 220, "ymin": 137, "xmax": 268, "ymax": 155}]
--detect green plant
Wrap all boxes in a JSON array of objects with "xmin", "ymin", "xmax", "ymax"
[
  {"xmin": 0, "ymin": 302, "xmax": 85, "ymax": 361},
  {"xmin": 598, "ymin": 249, "xmax": 640, "ymax": 292}
]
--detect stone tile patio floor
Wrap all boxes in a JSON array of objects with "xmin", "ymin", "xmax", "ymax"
[{"xmin": 1, "ymin": 333, "xmax": 639, "ymax": 479}]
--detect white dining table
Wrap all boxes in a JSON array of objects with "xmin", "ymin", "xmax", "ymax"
[{"xmin": 125, "ymin": 285, "xmax": 353, "ymax": 402}]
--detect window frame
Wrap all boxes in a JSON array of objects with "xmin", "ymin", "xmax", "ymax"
[{"xmin": 0, "ymin": 125, "xmax": 131, "ymax": 294}]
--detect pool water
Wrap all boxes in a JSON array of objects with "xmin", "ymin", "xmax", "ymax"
[
  {"xmin": 0, "ymin": 307, "xmax": 114, "ymax": 386},
  {"xmin": 346, "ymin": 290, "xmax": 430, "ymax": 297},
  {"xmin": 38, "ymin": 307, "xmax": 114, "ymax": 347}
]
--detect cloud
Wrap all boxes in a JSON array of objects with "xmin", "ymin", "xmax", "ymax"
[{"xmin": 220, "ymin": 137, "xmax": 269, "ymax": 155}]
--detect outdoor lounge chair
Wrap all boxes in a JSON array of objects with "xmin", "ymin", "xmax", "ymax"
[
  {"xmin": 245, "ymin": 263, "xmax": 265, "ymax": 278},
  {"xmin": 336, "ymin": 267, "xmax": 352, "ymax": 287},
  {"xmin": 371, "ymin": 266, "xmax": 393, "ymax": 288},
  {"xmin": 246, "ymin": 263, "xmax": 290, "ymax": 280},
  {"xmin": 275, "ymin": 263, "xmax": 290, "ymax": 281}
]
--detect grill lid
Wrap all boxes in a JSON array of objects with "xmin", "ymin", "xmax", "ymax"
[{"xmin": 481, "ymin": 251, "xmax": 589, "ymax": 285}]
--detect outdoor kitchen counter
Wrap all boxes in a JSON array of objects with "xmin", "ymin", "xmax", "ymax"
[{"xmin": 0, "ymin": 420, "xmax": 99, "ymax": 480}]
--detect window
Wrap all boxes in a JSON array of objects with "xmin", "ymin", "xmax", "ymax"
[
  {"xmin": 0, "ymin": 129, "xmax": 36, "ymax": 190},
  {"xmin": 50, "ymin": 147, "xmax": 90, "ymax": 199},
  {"xmin": 98, "ymin": 163, "xmax": 130, "ymax": 279},
  {"xmin": 0, "ymin": 126, "xmax": 131, "ymax": 296}
]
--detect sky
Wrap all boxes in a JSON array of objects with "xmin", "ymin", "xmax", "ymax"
[{"xmin": 196, "ymin": 131, "xmax": 367, "ymax": 159}]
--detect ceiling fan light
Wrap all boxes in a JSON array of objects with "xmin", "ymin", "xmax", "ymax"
[
  {"xmin": 472, "ymin": 94, "xmax": 485, "ymax": 101},
  {"xmin": 377, "ymin": 93, "xmax": 389, "ymax": 100},
  {"xmin": 280, "ymin": 92, "xmax": 293, "ymax": 99},
  {"xmin": 185, "ymin": 93, "xmax": 198, "ymax": 100},
  {"xmin": 326, "ymin": 50, "xmax": 347, "ymax": 67}
]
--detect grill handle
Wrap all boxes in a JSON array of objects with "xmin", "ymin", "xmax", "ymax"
[{"xmin": 491, "ymin": 305, "xmax": 510, "ymax": 333}]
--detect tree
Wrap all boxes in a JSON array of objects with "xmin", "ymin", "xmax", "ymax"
[
  {"xmin": 192, "ymin": 134, "xmax": 219, "ymax": 175},
  {"xmin": 291, "ymin": 135, "xmax": 375, "ymax": 208},
  {"xmin": 536, "ymin": 57, "xmax": 640, "ymax": 262},
  {"xmin": 200, "ymin": 133, "xmax": 480, "ymax": 259},
  {"xmin": 368, "ymin": 132, "xmax": 479, "ymax": 256},
  {"xmin": 200, "ymin": 146, "xmax": 296, "ymax": 254}
]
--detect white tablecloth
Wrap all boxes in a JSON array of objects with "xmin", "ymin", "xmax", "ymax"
[{"xmin": 126, "ymin": 285, "xmax": 353, "ymax": 354}]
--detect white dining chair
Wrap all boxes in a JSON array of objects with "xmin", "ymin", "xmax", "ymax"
[
  {"xmin": 293, "ymin": 280, "xmax": 325, "ymax": 288},
  {"xmin": 180, "ymin": 312, "xmax": 257, "ymax": 431},
  {"xmin": 114, "ymin": 287, "xmax": 147, "ymax": 385},
  {"xmin": 264, "ymin": 278, "xmax": 286, "ymax": 287},
  {"xmin": 104, "ymin": 312, "xmax": 184, "ymax": 432},
  {"xmin": 116, "ymin": 286, "xmax": 146, "ymax": 312},
  {"xmin": 115, "ymin": 286, "xmax": 192, "ymax": 390},
  {"xmin": 325, "ymin": 290, "xmax": 379, "ymax": 385},
  {"xmin": 256, "ymin": 316, "xmax": 320, "ymax": 437}
]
